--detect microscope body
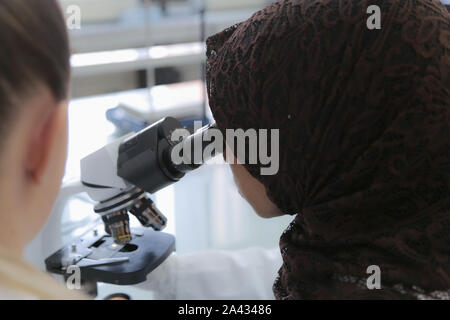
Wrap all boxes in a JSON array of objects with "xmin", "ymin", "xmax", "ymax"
[
  {"xmin": 80, "ymin": 117, "xmax": 179, "ymax": 244},
  {"xmin": 44, "ymin": 117, "xmax": 217, "ymax": 296},
  {"xmin": 80, "ymin": 117, "xmax": 215, "ymax": 244}
]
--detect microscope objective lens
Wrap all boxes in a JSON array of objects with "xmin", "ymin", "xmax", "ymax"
[
  {"xmin": 102, "ymin": 210, "xmax": 132, "ymax": 244},
  {"xmin": 129, "ymin": 196, "xmax": 167, "ymax": 231}
]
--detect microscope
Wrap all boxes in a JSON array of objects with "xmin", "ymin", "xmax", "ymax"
[{"xmin": 45, "ymin": 117, "xmax": 218, "ymax": 296}]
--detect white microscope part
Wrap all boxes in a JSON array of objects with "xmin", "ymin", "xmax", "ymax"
[{"xmin": 80, "ymin": 133, "xmax": 133, "ymax": 202}]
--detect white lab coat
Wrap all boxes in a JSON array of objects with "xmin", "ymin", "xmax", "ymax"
[{"xmin": 136, "ymin": 247, "xmax": 283, "ymax": 300}]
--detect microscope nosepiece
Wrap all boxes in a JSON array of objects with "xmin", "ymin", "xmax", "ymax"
[{"xmin": 94, "ymin": 187, "xmax": 167, "ymax": 244}]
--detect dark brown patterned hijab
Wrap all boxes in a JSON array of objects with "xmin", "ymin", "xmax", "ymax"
[{"xmin": 206, "ymin": 0, "xmax": 450, "ymax": 299}]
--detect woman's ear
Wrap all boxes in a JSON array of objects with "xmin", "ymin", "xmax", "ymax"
[
  {"xmin": 5, "ymin": 93, "xmax": 70, "ymax": 250},
  {"xmin": 25, "ymin": 97, "xmax": 67, "ymax": 185},
  {"xmin": 26, "ymin": 110, "xmax": 56, "ymax": 184}
]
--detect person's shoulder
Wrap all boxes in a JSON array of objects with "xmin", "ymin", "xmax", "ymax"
[{"xmin": 0, "ymin": 247, "xmax": 88, "ymax": 300}]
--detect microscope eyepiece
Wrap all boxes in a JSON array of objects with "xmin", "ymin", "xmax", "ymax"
[
  {"xmin": 117, "ymin": 118, "xmax": 219, "ymax": 195},
  {"xmin": 169, "ymin": 123, "xmax": 219, "ymax": 173}
]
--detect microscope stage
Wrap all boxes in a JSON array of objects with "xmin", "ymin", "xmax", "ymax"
[{"xmin": 45, "ymin": 226, "xmax": 175, "ymax": 286}]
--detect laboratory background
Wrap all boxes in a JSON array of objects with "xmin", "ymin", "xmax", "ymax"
[{"xmin": 24, "ymin": 0, "xmax": 293, "ymax": 299}]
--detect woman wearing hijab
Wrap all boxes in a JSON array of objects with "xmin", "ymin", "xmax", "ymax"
[{"xmin": 205, "ymin": 0, "xmax": 450, "ymax": 299}]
